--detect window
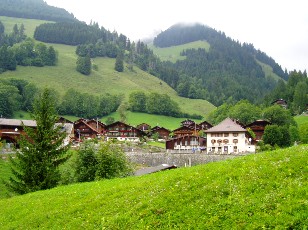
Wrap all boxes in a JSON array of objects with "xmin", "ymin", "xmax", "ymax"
[
  {"xmin": 218, "ymin": 147, "xmax": 222, "ymax": 152},
  {"xmin": 223, "ymin": 139, "xmax": 229, "ymax": 144},
  {"xmin": 233, "ymin": 133, "xmax": 238, "ymax": 137},
  {"xmin": 234, "ymin": 146, "xmax": 238, "ymax": 152},
  {"xmin": 224, "ymin": 133, "xmax": 229, "ymax": 137},
  {"xmin": 233, "ymin": 139, "xmax": 238, "ymax": 144}
]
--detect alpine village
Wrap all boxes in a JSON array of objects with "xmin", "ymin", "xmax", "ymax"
[{"xmin": 0, "ymin": 0, "xmax": 307, "ymax": 229}]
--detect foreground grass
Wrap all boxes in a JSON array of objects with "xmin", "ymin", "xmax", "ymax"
[
  {"xmin": 0, "ymin": 155, "xmax": 12, "ymax": 198},
  {"xmin": 0, "ymin": 145, "xmax": 307, "ymax": 229}
]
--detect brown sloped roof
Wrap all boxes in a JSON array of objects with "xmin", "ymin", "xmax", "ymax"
[
  {"xmin": 0, "ymin": 118, "xmax": 37, "ymax": 127},
  {"xmin": 205, "ymin": 118, "xmax": 246, "ymax": 133}
]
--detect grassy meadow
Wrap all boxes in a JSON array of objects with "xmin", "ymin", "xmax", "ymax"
[
  {"xmin": 295, "ymin": 114, "xmax": 308, "ymax": 126},
  {"xmin": 0, "ymin": 16, "xmax": 215, "ymax": 117},
  {"xmin": 0, "ymin": 145, "xmax": 307, "ymax": 229},
  {"xmin": 257, "ymin": 60, "xmax": 283, "ymax": 82},
  {"xmin": 148, "ymin": 40, "xmax": 210, "ymax": 63},
  {"xmin": 0, "ymin": 16, "xmax": 51, "ymax": 37}
]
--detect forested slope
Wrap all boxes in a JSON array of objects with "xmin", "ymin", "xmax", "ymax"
[
  {"xmin": 152, "ymin": 23, "xmax": 288, "ymax": 105},
  {"xmin": 0, "ymin": 0, "xmax": 75, "ymax": 22}
]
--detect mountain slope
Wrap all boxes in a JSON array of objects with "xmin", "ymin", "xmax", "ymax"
[
  {"xmin": 150, "ymin": 23, "xmax": 288, "ymax": 106},
  {"xmin": 0, "ymin": 0, "xmax": 75, "ymax": 22},
  {"xmin": 0, "ymin": 145, "xmax": 307, "ymax": 228},
  {"xmin": 0, "ymin": 17, "xmax": 215, "ymax": 117}
]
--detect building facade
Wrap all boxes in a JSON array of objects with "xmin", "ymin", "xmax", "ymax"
[{"xmin": 205, "ymin": 118, "xmax": 255, "ymax": 154}]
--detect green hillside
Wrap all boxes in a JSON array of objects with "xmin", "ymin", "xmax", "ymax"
[
  {"xmin": 148, "ymin": 40, "xmax": 210, "ymax": 63},
  {"xmin": 149, "ymin": 39, "xmax": 281, "ymax": 83},
  {"xmin": 0, "ymin": 16, "xmax": 50, "ymax": 37},
  {"xmin": 257, "ymin": 60, "xmax": 283, "ymax": 82},
  {"xmin": 0, "ymin": 145, "xmax": 307, "ymax": 229},
  {"xmin": 0, "ymin": 16, "xmax": 215, "ymax": 117}
]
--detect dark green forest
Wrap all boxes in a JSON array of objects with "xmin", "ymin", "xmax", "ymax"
[
  {"xmin": 0, "ymin": 0, "xmax": 75, "ymax": 22},
  {"xmin": 152, "ymin": 24, "xmax": 289, "ymax": 105},
  {"xmin": 264, "ymin": 70, "xmax": 308, "ymax": 115}
]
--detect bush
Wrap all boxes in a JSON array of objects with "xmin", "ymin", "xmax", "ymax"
[
  {"xmin": 75, "ymin": 141, "xmax": 98, "ymax": 182},
  {"xmin": 69, "ymin": 140, "xmax": 133, "ymax": 183},
  {"xmin": 95, "ymin": 142, "xmax": 133, "ymax": 179}
]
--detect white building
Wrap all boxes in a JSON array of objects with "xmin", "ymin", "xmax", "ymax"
[{"xmin": 205, "ymin": 118, "xmax": 255, "ymax": 154}]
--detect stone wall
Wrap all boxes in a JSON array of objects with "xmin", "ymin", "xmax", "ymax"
[{"xmin": 126, "ymin": 152, "xmax": 253, "ymax": 167}]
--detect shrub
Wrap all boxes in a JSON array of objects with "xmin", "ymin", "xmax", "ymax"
[{"xmin": 95, "ymin": 142, "xmax": 133, "ymax": 180}]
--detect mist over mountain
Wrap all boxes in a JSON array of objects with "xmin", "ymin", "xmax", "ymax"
[{"xmin": 151, "ymin": 23, "xmax": 288, "ymax": 105}]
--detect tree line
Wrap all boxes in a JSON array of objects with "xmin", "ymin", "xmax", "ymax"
[
  {"xmin": 0, "ymin": 21, "xmax": 57, "ymax": 73},
  {"xmin": 59, "ymin": 89, "xmax": 123, "ymax": 118},
  {"xmin": 34, "ymin": 21, "xmax": 118, "ymax": 46},
  {"xmin": 0, "ymin": 0, "xmax": 75, "ymax": 22},
  {"xmin": 128, "ymin": 91, "xmax": 202, "ymax": 119},
  {"xmin": 1, "ymin": 79, "xmax": 202, "ymax": 120},
  {"xmin": 264, "ymin": 70, "xmax": 308, "ymax": 115}
]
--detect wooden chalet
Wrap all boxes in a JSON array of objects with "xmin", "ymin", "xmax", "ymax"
[
  {"xmin": 74, "ymin": 119, "xmax": 100, "ymax": 141},
  {"xmin": 173, "ymin": 119, "xmax": 212, "ymax": 137},
  {"xmin": 57, "ymin": 116, "xmax": 73, "ymax": 124},
  {"xmin": 86, "ymin": 119, "xmax": 106, "ymax": 133},
  {"xmin": 198, "ymin": 120, "xmax": 213, "ymax": 130},
  {"xmin": 150, "ymin": 126, "xmax": 171, "ymax": 140},
  {"xmin": 105, "ymin": 121, "xmax": 145, "ymax": 141},
  {"xmin": 245, "ymin": 120, "xmax": 271, "ymax": 144},
  {"xmin": 271, "ymin": 98, "xmax": 287, "ymax": 109},
  {"xmin": 55, "ymin": 122, "xmax": 74, "ymax": 146},
  {"xmin": 0, "ymin": 118, "xmax": 36, "ymax": 145},
  {"xmin": 0, "ymin": 118, "xmax": 73, "ymax": 147},
  {"xmin": 136, "ymin": 123, "xmax": 151, "ymax": 132},
  {"xmin": 173, "ymin": 126, "xmax": 197, "ymax": 137},
  {"xmin": 181, "ymin": 119, "xmax": 196, "ymax": 127},
  {"xmin": 166, "ymin": 135, "xmax": 206, "ymax": 152}
]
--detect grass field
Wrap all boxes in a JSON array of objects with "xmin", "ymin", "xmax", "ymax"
[
  {"xmin": 1, "ymin": 17, "xmax": 215, "ymax": 117},
  {"xmin": 257, "ymin": 60, "xmax": 283, "ymax": 82},
  {"xmin": 0, "ymin": 16, "xmax": 51, "ymax": 37},
  {"xmin": 148, "ymin": 40, "xmax": 210, "ymax": 63},
  {"xmin": 295, "ymin": 114, "xmax": 308, "ymax": 125},
  {"xmin": 0, "ymin": 145, "xmax": 307, "ymax": 228}
]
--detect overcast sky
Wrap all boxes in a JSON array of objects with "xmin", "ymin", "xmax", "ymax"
[{"xmin": 45, "ymin": 0, "xmax": 308, "ymax": 72}]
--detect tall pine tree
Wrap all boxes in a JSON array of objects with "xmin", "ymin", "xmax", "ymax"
[
  {"xmin": 115, "ymin": 51, "xmax": 124, "ymax": 72},
  {"xmin": 6, "ymin": 89, "xmax": 70, "ymax": 194}
]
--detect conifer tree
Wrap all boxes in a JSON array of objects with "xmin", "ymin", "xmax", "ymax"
[
  {"xmin": 115, "ymin": 51, "xmax": 124, "ymax": 72},
  {"xmin": 6, "ymin": 89, "xmax": 70, "ymax": 194},
  {"xmin": 76, "ymin": 55, "xmax": 91, "ymax": 75}
]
